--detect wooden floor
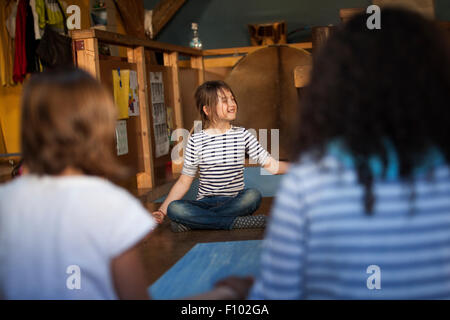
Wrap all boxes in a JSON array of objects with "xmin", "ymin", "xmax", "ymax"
[{"xmin": 139, "ymin": 197, "xmax": 274, "ymax": 287}]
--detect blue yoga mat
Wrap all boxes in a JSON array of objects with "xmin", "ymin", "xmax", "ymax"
[{"xmin": 149, "ymin": 240, "xmax": 263, "ymax": 300}]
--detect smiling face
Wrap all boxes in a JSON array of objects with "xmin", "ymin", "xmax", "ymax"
[
  {"xmin": 195, "ymin": 81, "xmax": 238, "ymax": 129},
  {"xmin": 202, "ymin": 88, "xmax": 238, "ymax": 127},
  {"xmin": 215, "ymin": 88, "xmax": 237, "ymax": 122}
]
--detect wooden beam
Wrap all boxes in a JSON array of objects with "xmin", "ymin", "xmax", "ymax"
[
  {"xmin": 152, "ymin": 0, "xmax": 187, "ymax": 38},
  {"xmin": 289, "ymin": 42, "xmax": 313, "ymax": 51},
  {"xmin": 203, "ymin": 47, "xmax": 261, "ymax": 56},
  {"xmin": 203, "ymin": 56, "xmax": 243, "ymax": 68},
  {"xmin": 178, "ymin": 57, "xmax": 243, "ymax": 68},
  {"xmin": 127, "ymin": 46, "xmax": 155, "ymax": 189},
  {"xmin": 114, "ymin": 0, "xmax": 146, "ymax": 37},
  {"xmin": 202, "ymin": 42, "xmax": 312, "ymax": 56},
  {"xmin": 190, "ymin": 56, "xmax": 205, "ymax": 85},
  {"xmin": 163, "ymin": 52, "xmax": 183, "ymax": 130},
  {"xmin": 74, "ymin": 38, "xmax": 101, "ymax": 80},
  {"xmin": 71, "ymin": 29, "xmax": 202, "ymax": 56}
]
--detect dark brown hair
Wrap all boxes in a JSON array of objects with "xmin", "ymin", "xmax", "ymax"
[
  {"xmin": 194, "ymin": 80, "xmax": 237, "ymax": 128},
  {"xmin": 292, "ymin": 8, "xmax": 450, "ymax": 213},
  {"xmin": 21, "ymin": 68, "xmax": 128, "ymax": 180}
]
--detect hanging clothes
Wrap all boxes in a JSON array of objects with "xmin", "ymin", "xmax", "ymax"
[
  {"xmin": 6, "ymin": 0, "xmax": 18, "ymax": 39},
  {"xmin": 13, "ymin": 0, "xmax": 27, "ymax": 83},
  {"xmin": 25, "ymin": 0, "xmax": 39, "ymax": 73},
  {"xmin": 36, "ymin": 0, "xmax": 66, "ymax": 34},
  {"xmin": 30, "ymin": 0, "xmax": 43, "ymax": 40},
  {"xmin": 0, "ymin": 1, "xmax": 16, "ymax": 86}
]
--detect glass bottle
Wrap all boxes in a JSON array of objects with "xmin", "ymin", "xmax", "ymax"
[{"xmin": 189, "ymin": 22, "xmax": 203, "ymax": 49}]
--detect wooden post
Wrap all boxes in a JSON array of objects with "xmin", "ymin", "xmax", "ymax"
[
  {"xmin": 164, "ymin": 51, "xmax": 184, "ymax": 174},
  {"xmin": 127, "ymin": 46, "xmax": 155, "ymax": 189},
  {"xmin": 163, "ymin": 52, "xmax": 183, "ymax": 130},
  {"xmin": 74, "ymin": 38, "xmax": 100, "ymax": 80},
  {"xmin": 190, "ymin": 56, "xmax": 205, "ymax": 86}
]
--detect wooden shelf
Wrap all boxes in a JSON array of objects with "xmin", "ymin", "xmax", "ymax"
[
  {"xmin": 72, "ymin": 29, "xmax": 204, "ymax": 193},
  {"xmin": 71, "ymin": 29, "xmax": 203, "ymax": 56}
]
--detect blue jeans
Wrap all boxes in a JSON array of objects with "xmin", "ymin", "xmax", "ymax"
[{"xmin": 167, "ymin": 188, "xmax": 262, "ymax": 230}]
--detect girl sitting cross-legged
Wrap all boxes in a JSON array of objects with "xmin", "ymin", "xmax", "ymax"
[{"xmin": 152, "ymin": 80, "xmax": 289, "ymax": 232}]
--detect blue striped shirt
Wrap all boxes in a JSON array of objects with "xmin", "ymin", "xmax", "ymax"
[
  {"xmin": 182, "ymin": 126, "xmax": 270, "ymax": 200},
  {"xmin": 249, "ymin": 152, "xmax": 450, "ymax": 299}
]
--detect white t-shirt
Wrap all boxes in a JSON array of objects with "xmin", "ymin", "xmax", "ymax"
[{"xmin": 0, "ymin": 175, "xmax": 156, "ymax": 300}]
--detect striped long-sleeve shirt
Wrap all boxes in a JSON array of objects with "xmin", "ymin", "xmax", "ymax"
[
  {"xmin": 182, "ymin": 126, "xmax": 270, "ymax": 200},
  {"xmin": 249, "ymin": 151, "xmax": 450, "ymax": 300}
]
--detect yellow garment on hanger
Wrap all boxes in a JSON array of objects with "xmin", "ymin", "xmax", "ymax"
[
  {"xmin": 36, "ymin": 0, "xmax": 66, "ymax": 32},
  {"xmin": 0, "ymin": 1, "xmax": 15, "ymax": 87}
]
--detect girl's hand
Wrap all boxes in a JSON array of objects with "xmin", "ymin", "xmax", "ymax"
[{"xmin": 151, "ymin": 210, "xmax": 166, "ymax": 224}]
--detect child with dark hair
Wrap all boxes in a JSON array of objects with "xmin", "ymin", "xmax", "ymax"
[
  {"xmin": 0, "ymin": 69, "xmax": 250, "ymax": 300},
  {"xmin": 250, "ymin": 8, "xmax": 450, "ymax": 299},
  {"xmin": 152, "ymin": 80, "xmax": 289, "ymax": 232}
]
